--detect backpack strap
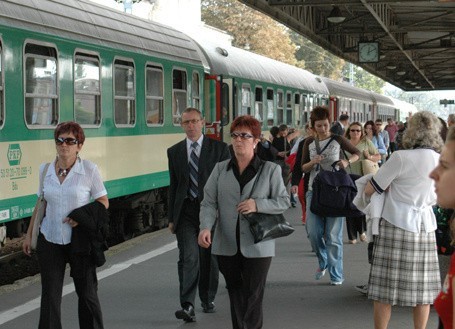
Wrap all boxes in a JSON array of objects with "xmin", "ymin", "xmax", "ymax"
[{"xmin": 314, "ymin": 137, "xmax": 335, "ymax": 171}]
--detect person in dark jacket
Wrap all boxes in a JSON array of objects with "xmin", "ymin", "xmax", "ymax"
[{"xmin": 330, "ymin": 114, "xmax": 349, "ymax": 136}]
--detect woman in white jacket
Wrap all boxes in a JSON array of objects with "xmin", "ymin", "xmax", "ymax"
[{"xmin": 364, "ymin": 111, "xmax": 443, "ymax": 329}]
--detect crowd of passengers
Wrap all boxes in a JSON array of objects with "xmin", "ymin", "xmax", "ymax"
[{"xmin": 23, "ymin": 109, "xmax": 455, "ymax": 329}]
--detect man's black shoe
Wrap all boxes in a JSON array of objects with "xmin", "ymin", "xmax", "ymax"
[
  {"xmin": 175, "ymin": 304, "xmax": 196, "ymax": 322},
  {"xmin": 201, "ymin": 302, "xmax": 216, "ymax": 313}
]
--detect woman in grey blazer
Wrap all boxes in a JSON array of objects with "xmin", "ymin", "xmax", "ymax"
[{"xmin": 198, "ymin": 115, "xmax": 290, "ymax": 329}]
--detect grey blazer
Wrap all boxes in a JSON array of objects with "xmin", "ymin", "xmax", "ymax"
[{"xmin": 200, "ymin": 160, "xmax": 290, "ymax": 258}]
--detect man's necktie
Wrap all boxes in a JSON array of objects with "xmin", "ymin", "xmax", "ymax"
[{"xmin": 189, "ymin": 142, "xmax": 199, "ymax": 199}]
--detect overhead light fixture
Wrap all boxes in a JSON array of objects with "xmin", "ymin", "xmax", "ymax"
[
  {"xmin": 386, "ymin": 62, "xmax": 397, "ymax": 70},
  {"xmin": 396, "ymin": 66, "xmax": 406, "ymax": 75},
  {"xmin": 327, "ymin": 6, "xmax": 346, "ymax": 24},
  {"xmin": 404, "ymin": 79, "xmax": 412, "ymax": 83},
  {"xmin": 415, "ymin": 86, "xmax": 421, "ymax": 89},
  {"xmin": 410, "ymin": 82, "xmax": 417, "ymax": 86},
  {"xmin": 379, "ymin": 52, "xmax": 386, "ymax": 60}
]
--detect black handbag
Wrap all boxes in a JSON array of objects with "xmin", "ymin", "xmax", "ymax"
[{"xmin": 243, "ymin": 163, "xmax": 294, "ymax": 244}]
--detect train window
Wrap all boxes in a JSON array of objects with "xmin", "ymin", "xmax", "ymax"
[
  {"xmin": 294, "ymin": 93, "xmax": 300, "ymax": 127},
  {"xmin": 266, "ymin": 89, "xmax": 274, "ymax": 126},
  {"xmin": 286, "ymin": 92, "xmax": 292, "ymax": 125},
  {"xmin": 74, "ymin": 52, "xmax": 101, "ymax": 126},
  {"xmin": 146, "ymin": 64, "xmax": 164, "ymax": 126},
  {"xmin": 0, "ymin": 40, "xmax": 3, "ymax": 128},
  {"xmin": 254, "ymin": 87, "xmax": 263, "ymax": 122},
  {"xmin": 301, "ymin": 95, "xmax": 308, "ymax": 126},
  {"xmin": 172, "ymin": 68, "xmax": 187, "ymax": 125},
  {"xmin": 277, "ymin": 90, "xmax": 284, "ymax": 124},
  {"xmin": 24, "ymin": 43, "xmax": 58, "ymax": 127},
  {"xmin": 241, "ymin": 85, "xmax": 251, "ymax": 116},
  {"xmin": 114, "ymin": 59, "xmax": 136, "ymax": 126},
  {"xmin": 192, "ymin": 71, "xmax": 200, "ymax": 110}
]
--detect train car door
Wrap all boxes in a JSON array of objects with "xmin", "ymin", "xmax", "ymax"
[
  {"xmin": 329, "ymin": 96, "xmax": 338, "ymax": 123},
  {"xmin": 203, "ymin": 75, "xmax": 234, "ymax": 142}
]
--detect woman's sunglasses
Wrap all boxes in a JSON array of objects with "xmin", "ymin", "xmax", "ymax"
[
  {"xmin": 230, "ymin": 132, "xmax": 254, "ymax": 139},
  {"xmin": 55, "ymin": 137, "xmax": 79, "ymax": 145},
  {"xmin": 349, "ymin": 129, "xmax": 361, "ymax": 132}
]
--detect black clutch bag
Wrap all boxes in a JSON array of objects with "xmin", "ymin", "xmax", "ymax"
[{"xmin": 244, "ymin": 163, "xmax": 294, "ymax": 244}]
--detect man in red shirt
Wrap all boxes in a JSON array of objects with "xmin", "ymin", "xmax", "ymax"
[{"xmin": 384, "ymin": 118, "xmax": 399, "ymax": 156}]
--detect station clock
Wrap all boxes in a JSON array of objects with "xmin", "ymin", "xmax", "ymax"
[{"xmin": 358, "ymin": 42, "xmax": 379, "ymax": 63}]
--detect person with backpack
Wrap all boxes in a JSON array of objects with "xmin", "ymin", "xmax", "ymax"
[{"xmin": 301, "ymin": 106, "xmax": 360, "ymax": 285}]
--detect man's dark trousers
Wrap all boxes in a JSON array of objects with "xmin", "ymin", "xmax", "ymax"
[{"xmin": 176, "ymin": 199, "xmax": 218, "ymax": 307}]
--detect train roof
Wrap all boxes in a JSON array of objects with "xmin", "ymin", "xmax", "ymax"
[
  {"xmin": 192, "ymin": 38, "xmax": 329, "ymax": 95},
  {"xmin": 321, "ymin": 77, "xmax": 374, "ymax": 103},
  {"xmin": 370, "ymin": 92, "xmax": 395, "ymax": 107},
  {"xmin": 0, "ymin": 0, "xmax": 203, "ymax": 66}
]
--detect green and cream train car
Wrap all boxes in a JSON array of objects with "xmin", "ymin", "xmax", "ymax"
[
  {"xmin": 0, "ymin": 0, "xmax": 208, "ymax": 241},
  {"xmin": 0, "ymin": 0, "xmax": 416, "ymax": 243},
  {"xmin": 193, "ymin": 38, "xmax": 330, "ymax": 142}
]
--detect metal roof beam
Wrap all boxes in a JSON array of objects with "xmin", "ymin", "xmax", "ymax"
[{"xmin": 360, "ymin": 0, "xmax": 435, "ymax": 88}]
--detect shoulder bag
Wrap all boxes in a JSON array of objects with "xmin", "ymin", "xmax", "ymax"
[
  {"xmin": 243, "ymin": 163, "xmax": 294, "ymax": 244},
  {"xmin": 31, "ymin": 163, "xmax": 50, "ymax": 250},
  {"xmin": 310, "ymin": 138, "xmax": 363, "ymax": 218}
]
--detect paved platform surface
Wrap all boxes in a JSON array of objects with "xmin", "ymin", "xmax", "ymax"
[{"xmin": 0, "ymin": 204, "xmax": 445, "ymax": 329}]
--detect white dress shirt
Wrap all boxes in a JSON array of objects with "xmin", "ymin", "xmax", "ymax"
[{"xmin": 39, "ymin": 158, "xmax": 107, "ymax": 245}]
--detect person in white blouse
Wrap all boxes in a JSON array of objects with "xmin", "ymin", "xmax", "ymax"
[
  {"xmin": 22, "ymin": 121, "xmax": 108, "ymax": 329},
  {"xmin": 364, "ymin": 111, "xmax": 443, "ymax": 329}
]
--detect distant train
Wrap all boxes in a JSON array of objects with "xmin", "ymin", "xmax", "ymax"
[{"xmin": 0, "ymin": 0, "xmax": 416, "ymax": 243}]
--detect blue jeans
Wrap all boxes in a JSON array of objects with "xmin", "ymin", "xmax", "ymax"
[{"xmin": 306, "ymin": 190, "xmax": 344, "ymax": 283}]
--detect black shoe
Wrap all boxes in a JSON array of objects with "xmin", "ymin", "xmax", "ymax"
[
  {"xmin": 201, "ymin": 302, "xmax": 216, "ymax": 313},
  {"xmin": 175, "ymin": 304, "xmax": 196, "ymax": 322}
]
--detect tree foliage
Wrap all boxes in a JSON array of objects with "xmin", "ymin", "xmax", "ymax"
[
  {"xmin": 202, "ymin": 0, "xmax": 388, "ymax": 93},
  {"xmin": 341, "ymin": 65, "xmax": 386, "ymax": 93},
  {"xmin": 202, "ymin": 0, "xmax": 300, "ymax": 67},
  {"xmin": 291, "ymin": 32, "xmax": 344, "ymax": 79}
]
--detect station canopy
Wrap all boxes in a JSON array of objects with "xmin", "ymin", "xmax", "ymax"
[{"xmin": 238, "ymin": 0, "xmax": 455, "ymax": 92}]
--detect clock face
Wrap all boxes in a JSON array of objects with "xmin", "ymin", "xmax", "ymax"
[{"xmin": 358, "ymin": 42, "xmax": 379, "ymax": 63}]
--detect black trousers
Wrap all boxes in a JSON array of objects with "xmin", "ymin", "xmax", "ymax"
[
  {"xmin": 218, "ymin": 252, "xmax": 272, "ymax": 329},
  {"xmin": 36, "ymin": 233, "xmax": 104, "ymax": 329},
  {"xmin": 175, "ymin": 199, "xmax": 219, "ymax": 307},
  {"xmin": 346, "ymin": 215, "xmax": 366, "ymax": 241}
]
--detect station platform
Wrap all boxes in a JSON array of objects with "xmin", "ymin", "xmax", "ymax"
[{"xmin": 0, "ymin": 205, "xmax": 443, "ymax": 329}]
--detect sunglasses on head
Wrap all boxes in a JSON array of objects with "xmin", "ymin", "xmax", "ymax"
[
  {"xmin": 55, "ymin": 137, "xmax": 79, "ymax": 145},
  {"xmin": 230, "ymin": 132, "xmax": 254, "ymax": 139}
]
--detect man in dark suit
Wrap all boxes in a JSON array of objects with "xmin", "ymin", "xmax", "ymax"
[
  {"xmin": 167, "ymin": 107, "xmax": 230, "ymax": 323},
  {"xmin": 330, "ymin": 114, "xmax": 349, "ymax": 136}
]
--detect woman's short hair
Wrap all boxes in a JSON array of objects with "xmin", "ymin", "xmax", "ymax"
[
  {"xmin": 231, "ymin": 115, "xmax": 261, "ymax": 139},
  {"xmin": 54, "ymin": 121, "xmax": 85, "ymax": 144},
  {"xmin": 310, "ymin": 106, "xmax": 330, "ymax": 128},
  {"xmin": 401, "ymin": 111, "xmax": 443, "ymax": 152}
]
